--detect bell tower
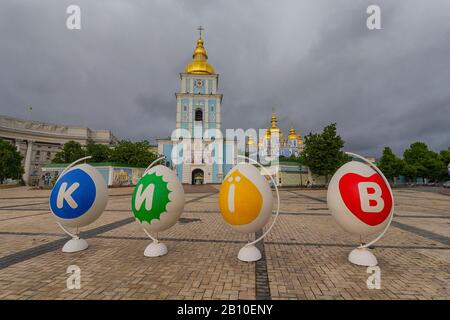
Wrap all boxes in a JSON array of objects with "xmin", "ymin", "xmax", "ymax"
[
  {"xmin": 176, "ymin": 27, "xmax": 222, "ymax": 137},
  {"xmin": 171, "ymin": 28, "xmax": 224, "ymax": 184}
]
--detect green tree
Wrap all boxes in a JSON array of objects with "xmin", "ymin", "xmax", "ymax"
[
  {"xmin": 0, "ymin": 139, "xmax": 24, "ymax": 184},
  {"xmin": 402, "ymin": 163, "xmax": 418, "ymax": 180},
  {"xmin": 86, "ymin": 143, "xmax": 111, "ymax": 163},
  {"xmin": 403, "ymin": 142, "xmax": 446, "ymax": 181},
  {"xmin": 378, "ymin": 147, "xmax": 404, "ymax": 182},
  {"xmin": 52, "ymin": 141, "xmax": 85, "ymax": 163},
  {"xmin": 109, "ymin": 140, "xmax": 157, "ymax": 167},
  {"xmin": 300, "ymin": 123, "xmax": 349, "ymax": 183},
  {"xmin": 440, "ymin": 147, "xmax": 450, "ymax": 167},
  {"xmin": 441, "ymin": 147, "xmax": 450, "ymax": 180}
]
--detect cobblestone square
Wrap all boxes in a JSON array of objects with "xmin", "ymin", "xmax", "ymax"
[{"xmin": 0, "ymin": 186, "xmax": 449, "ymax": 300}]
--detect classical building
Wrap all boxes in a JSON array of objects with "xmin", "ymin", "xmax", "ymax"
[
  {"xmin": 157, "ymin": 31, "xmax": 237, "ymax": 184},
  {"xmin": 0, "ymin": 115, "xmax": 117, "ymax": 186}
]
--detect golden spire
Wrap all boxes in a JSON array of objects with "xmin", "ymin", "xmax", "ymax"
[{"xmin": 185, "ymin": 26, "xmax": 215, "ymax": 75}]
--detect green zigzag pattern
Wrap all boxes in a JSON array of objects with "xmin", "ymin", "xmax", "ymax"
[{"xmin": 131, "ymin": 172, "xmax": 171, "ymax": 224}]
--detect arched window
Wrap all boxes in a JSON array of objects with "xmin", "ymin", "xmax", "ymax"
[{"xmin": 195, "ymin": 109, "xmax": 203, "ymax": 121}]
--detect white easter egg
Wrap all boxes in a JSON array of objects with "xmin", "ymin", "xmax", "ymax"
[
  {"xmin": 327, "ymin": 161, "xmax": 394, "ymax": 237},
  {"xmin": 131, "ymin": 165, "xmax": 185, "ymax": 233}
]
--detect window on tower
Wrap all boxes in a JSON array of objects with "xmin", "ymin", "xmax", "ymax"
[{"xmin": 195, "ymin": 108, "xmax": 203, "ymax": 121}]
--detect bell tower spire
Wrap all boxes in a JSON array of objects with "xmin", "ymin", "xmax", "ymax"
[{"xmin": 185, "ymin": 27, "xmax": 215, "ymax": 74}]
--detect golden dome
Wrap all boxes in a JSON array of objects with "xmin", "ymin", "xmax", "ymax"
[
  {"xmin": 248, "ymin": 135, "xmax": 256, "ymax": 145},
  {"xmin": 288, "ymin": 127, "xmax": 298, "ymax": 140},
  {"xmin": 185, "ymin": 37, "xmax": 215, "ymax": 74},
  {"xmin": 297, "ymin": 134, "xmax": 303, "ymax": 144},
  {"xmin": 264, "ymin": 128, "xmax": 271, "ymax": 140},
  {"xmin": 270, "ymin": 113, "xmax": 280, "ymax": 136},
  {"xmin": 271, "ymin": 113, "xmax": 278, "ymax": 129}
]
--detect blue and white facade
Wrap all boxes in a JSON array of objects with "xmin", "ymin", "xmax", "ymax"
[{"xmin": 157, "ymin": 35, "xmax": 237, "ymax": 184}]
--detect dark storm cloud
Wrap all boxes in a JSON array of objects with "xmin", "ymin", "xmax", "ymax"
[{"xmin": 0, "ymin": 0, "xmax": 449, "ymax": 156}]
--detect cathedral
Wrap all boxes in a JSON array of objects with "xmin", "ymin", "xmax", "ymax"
[
  {"xmin": 260, "ymin": 113, "xmax": 304, "ymax": 159},
  {"xmin": 157, "ymin": 30, "xmax": 303, "ymax": 184}
]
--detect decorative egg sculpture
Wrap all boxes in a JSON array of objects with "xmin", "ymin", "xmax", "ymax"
[
  {"xmin": 49, "ymin": 163, "xmax": 108, "ymax": 228},
  {"xmin": 131, "ymin": 165, "xmax": 185, "ymax": 233},
  {"xmin": 327, "ymin": 161, "xmax": 393, "ymax": 237},
  {"xmin": 219, "ymin": 163, "xmax": 273, "ymax": 234}
]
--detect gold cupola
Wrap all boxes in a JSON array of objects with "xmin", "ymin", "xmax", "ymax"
[
  {"xmin": 271, "ymin": 113, "xmax": 278, "ymax": 128},
  {"xmin": 247, "ymin": 135, "xmax": 256, "ymax": 146},
  {"xmin": 264, "ymin": 127, "xmax": 272, "ymax": 140},
  {"xmin": 270, "ymin": 112, "xmax": 280, "ymax": 135},
  {"xmin": 288, "ymin": 126, "xmax": 298, "ymax": 140},
  {"xmin": 185, "ymin": 34, "xmax": 215, "ymax": 75}
]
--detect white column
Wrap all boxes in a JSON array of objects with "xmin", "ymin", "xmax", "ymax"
[
  {"xmin": 22, "ymin": 140, "xmax": 33, "ymax": 185},
  {"xmin": 108, "ymin": 166, "xmax": 114, "ymax": 186},
  {"xmin": 181, "ymin": 76, "xmax": 186, "ymax": 93},
  {"xmin": 176, "ymin": 99, "xmax": 181, "ymax": 126},
  {"xmin": 216, "ymin": 98, "xmax": 221, "ymax": 130},
  {"xmin": 218, "ymin": 138, "xmax": 223, "ymax": 181},
  {"xmin": 15, "ymin": 139, "xmax": 22, "ymax": 152}
]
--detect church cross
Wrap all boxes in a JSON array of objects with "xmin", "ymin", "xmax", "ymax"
[{"xmin": 197, "ymin": 26, "xmax": 204, "ymax": 37}]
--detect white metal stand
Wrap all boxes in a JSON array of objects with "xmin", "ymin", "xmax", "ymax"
[
  {"xmin": 58, "ymin": 222, "xmax": 89, "ymax": 253},
  {"xmin": 236, "ymin": 156, "xmax": 280, "ymax": 263},
  {"xmin": 143, "ymin": 228, "xmax": 167, "ymax": 257},
  {"xmin": 345, "ymin": 152, "xmax": 395, "ymax": 267}
]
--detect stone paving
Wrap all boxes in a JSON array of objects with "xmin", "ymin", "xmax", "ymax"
[{"xmin": 0, "ymin": 186, "xmax": 448, "ymax": 300}]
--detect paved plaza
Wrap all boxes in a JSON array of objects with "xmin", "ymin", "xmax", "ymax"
[{"xmin": 0, "ymin": 186, "xmax": 449, "ymax": 300}]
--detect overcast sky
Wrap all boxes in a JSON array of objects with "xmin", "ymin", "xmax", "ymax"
[{"xmin": 1, "ymin": 0, "xmax": 449, "ymax": 157}]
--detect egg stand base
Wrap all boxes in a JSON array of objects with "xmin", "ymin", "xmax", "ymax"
[
  {"xmin": 238, "ymin": 244, "xmax": 262, "ymax": 262},
  {"xmin": 144, "ymin": 241, "xmax": 168, "ymax": 257},
  {"xmin": 348, "ymin": 247, "xmax": 378, "ymax": 267},
  {"xmin": 62, "ymin": 237, "xmax": 89, "ymax": 253},
  {"xmin": 56, "ymin": 222, "xmax": 88, "ymax": 253}
]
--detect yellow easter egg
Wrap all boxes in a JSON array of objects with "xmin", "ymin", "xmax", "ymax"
[{"xmin": 219, "ymin": 163, "xmax": 273, "ymax": 233}]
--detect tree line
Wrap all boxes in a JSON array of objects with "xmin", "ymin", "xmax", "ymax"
[
  {"xmin": 52, "ymin": 140, "xmax": 158, "ymax": 167},
  {"xmin": 280, "ymin": 123, "xmax": 449, "ymax": 184},
  {"xmin": 0, "ymin": 139, "xmax": 158, "ymax": 184},
  {"xmin": 378, "ymin": 144, "xmax": 449, "ymax": 182},
  {"xmin": 0, "ymin": 130, "xmax": 449, "ymax": 184}
]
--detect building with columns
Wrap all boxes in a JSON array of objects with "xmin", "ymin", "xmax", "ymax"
[{"xmin": 0, "ymin": 115, "xmax": 117, "ymax": 186}]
